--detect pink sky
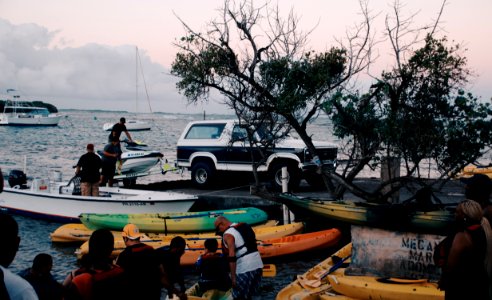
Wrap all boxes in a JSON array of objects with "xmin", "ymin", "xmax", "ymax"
[{"xmin": 1, "ymin": 0, "xmax": 491, "ymax": 113}]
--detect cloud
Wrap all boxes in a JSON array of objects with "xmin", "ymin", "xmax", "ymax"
[{"xmin": 0, "ymin": 19, "xmax": 230, "ymax": 114}]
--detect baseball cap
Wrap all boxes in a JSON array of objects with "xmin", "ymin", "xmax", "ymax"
[{"xmin": 122, "ymin": 223, "xmax": 141, "ymax": 240}]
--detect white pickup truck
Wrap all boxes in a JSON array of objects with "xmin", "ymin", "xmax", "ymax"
[{"xmin": 176, "ymin": 119, "xmax": 338, "ymax": 189}]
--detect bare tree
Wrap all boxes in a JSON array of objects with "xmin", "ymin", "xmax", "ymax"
[{"xmin": 171, "ymin": 0, "xmax": 375, "ymax": 191}]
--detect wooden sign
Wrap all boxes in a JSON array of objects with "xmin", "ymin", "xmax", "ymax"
[{"xmin": 345, "ymin": 225, "xmax": 446, "ymax": 280}]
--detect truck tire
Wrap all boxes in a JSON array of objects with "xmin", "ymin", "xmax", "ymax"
[
  {"xmin": 270, "ymin": 162, "xmax": 301, "ymax": 191},
  {"xmin": 191, "ymin": 162, "xmax": 216, "ymax": 189}
]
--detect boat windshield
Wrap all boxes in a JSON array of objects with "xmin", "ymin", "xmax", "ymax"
[{"xmin": 3, "ymin": 106, "xmax": 50, "ymax": 116}]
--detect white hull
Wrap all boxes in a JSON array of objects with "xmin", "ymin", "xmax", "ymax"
[
  {"xmin": 119, "ymin": 155, "xmax": 161, "ymax": 174},
  {"xmin": 0, "ymin": 184, "xmax": 196, "ymax": 223},
  {"xmin": 0, "ymin": 114, "xmax": 61, "ymax": 126},
  {"xmin": 103, "ymin": 120, "xmax": 151, "ymax": 131}
]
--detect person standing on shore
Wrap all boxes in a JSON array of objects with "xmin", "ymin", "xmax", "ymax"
[
  {"xmin": 100, "ymin": 137, "xmax": 122, "ymax": 187},
  {"xmin": 0, "ymin": 213, "xmax": 38, "ymax": 300},
  {"xmin": 461, "ymin": 174, "xmax": 492, "ymax": 225},
  {"xmin": 19, "ymin": 253, "xmax": 63, "ymax": 300},
  {"xmin": 438, "ymin": 200, "xmax": 492, "ymax": 300},
  {"xmin": 157, "ymin": 236, "xmax": 188, "ymax": 300},
  {"xmin": 75, "ymin": 143, "xmax": 102, "ymax": 196},
  {"xmin": 214, "ymin": 216, "xmax": 263, "ymax": 300},
  {"xmin": 116, "ymin": 224, "xmax": 162, "ymax": 300},
  {"xmin": 65, "ymin": 229, "xmax": 125, "ymax": 300}
]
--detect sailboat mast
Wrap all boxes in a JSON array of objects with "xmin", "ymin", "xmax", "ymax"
[{"xmin": 135, "ymin": 46, "xmax": 138, "ymax": 114}]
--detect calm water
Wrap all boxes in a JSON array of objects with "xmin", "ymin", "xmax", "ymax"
[{"xmin": 0, "ymin": 110, "xmax": 343, "ymax": 299}]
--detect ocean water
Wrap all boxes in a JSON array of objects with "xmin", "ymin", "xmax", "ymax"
[{"xmin": 0, "ymin": 110, "xmax": 344, "ymax": 299}]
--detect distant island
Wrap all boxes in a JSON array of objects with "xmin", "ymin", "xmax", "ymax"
[{"xmin": 0, "ymin": 100, "xmax": 58, "ymax": 113}]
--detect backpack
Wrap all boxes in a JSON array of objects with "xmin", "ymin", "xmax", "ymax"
[{"xmin": 229, "ymin": 222, "xmax": 258, "ymax": 258}]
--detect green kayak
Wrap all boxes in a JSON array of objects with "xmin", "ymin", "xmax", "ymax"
[{"xmin": 79, "ymin": 207, "xmax": 268, "ymax": 233}]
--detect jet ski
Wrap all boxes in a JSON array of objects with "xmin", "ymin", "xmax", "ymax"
[{"xmin": 98, "ymin": 140, "xmax": 166, "ymax": 186}]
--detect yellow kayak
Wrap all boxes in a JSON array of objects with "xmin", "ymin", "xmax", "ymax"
[
  {"xmin": 75, "ymin": 221, "xmax": 304, "ymax": 259},
  {"xmin": 277, "ymin": 242, "xmax": 444, "ymax": 300},
  {"xmin": 276, "ymin": 243, "xmax": 353, "ymax": 300},
  {"xmin": 327, "ymin": 270, "xmax": 443, "ymax": 300},
  {"xmin": 51, "ymin": 219, "xmax": 285, "ymax": 243}
]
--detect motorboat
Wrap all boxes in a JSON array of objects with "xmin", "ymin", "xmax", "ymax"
[
  {"xmin": 102, "ymin": 119, "xmax": 151, "ymax": 131},
  {"xmin": 0, "ymin": 90, "xmax": 61, "ymax": 126},
  {"xmin": 0, "ymin": 170, "xmax": 196, "ymax": 223}
]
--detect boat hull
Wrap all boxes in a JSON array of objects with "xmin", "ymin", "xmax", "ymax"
[
  {"xmin": 103, "ymin": 120, "xmax": 151, "ymax": 131},
  {"xmin": 0, "ymin": 186, "xmax": 196, "ymax": 223},
  {"xmin": 79, "ymin": 207, "xmax": 268, "ymax": 233},
  {"xmin": 0, "ymin": 114, "xmax": 61, "ymax": 126}
]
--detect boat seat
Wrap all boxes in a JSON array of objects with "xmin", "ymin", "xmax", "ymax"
[{"xmin": 59, "ymin": 176, "xmax": 82, "ymax": 195}]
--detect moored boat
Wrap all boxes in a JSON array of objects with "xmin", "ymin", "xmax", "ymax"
[
  {"xmin": 0, "ymin": 90, "xmax": 61, "ymax": 126},
  {"xmin": 79, "ymin": 207, "xmax": 268, "ymax": 233},
  {"xmin": 0, "ymin": 170, "xmax": 196, "ymax": 223},
  {"xmin": 276, "ymin": 193, "xmax": 455, "ymax": 234}
]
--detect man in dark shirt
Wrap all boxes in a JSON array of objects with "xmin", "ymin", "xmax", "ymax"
[
  {"xmin": 157, "ymin": 236, "xmax": 187, "ymax": 300},
  {"xmin": 116, "ymin": 224, "xmax": 162, "ymax": 300},
  {"xmin": 76, "ymin": 143, "xmax": 102, "ymax": 196},
  {"xmin": 100, "ymin": 138, "xmax": 122, "ymax": 187},
  {"xmin": 108, "ymin": 117, "xmax": 133, "ymax": 143}
]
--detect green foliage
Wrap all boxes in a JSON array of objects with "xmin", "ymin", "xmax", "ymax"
[{"xmin": 326, "ymin": 35, "xmax": 492, "ymax": 192}]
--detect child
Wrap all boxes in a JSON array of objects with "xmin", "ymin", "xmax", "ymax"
[{"xmin": 195, "ymin": 239, "xmax": 232, "ymax": 292}]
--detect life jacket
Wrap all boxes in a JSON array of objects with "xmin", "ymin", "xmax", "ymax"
[
  {"xmin": 68, "ymin": 266, "xmax": 125, "ymax": 300},
  {"xmin": 228, "ymin": 222, "xmax": 258, "ymax": 259}
]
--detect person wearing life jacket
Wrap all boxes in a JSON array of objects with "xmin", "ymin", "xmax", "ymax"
[
  {"xmin": 116, "ymin": 223, "xmax": 162, "ymax": 300},
  {"xmin": 195, "ymin": 238, "xmax": 231, "ymax": 293},
  {"xmin": 65, "ymin": 229, "xmax": 125, "ymax": 300},
  {"xmin": 214, "ymin": 216, "xmax": 263, "ymax": 300}
]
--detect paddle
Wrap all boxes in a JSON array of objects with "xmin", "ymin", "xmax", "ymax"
[
  {"xmin": 319, "ymin": 255, "xmax": 351, "ymax": 280},
  {"xmin": 262, "ymin": 264, "xmax": 276, "ymax": 277}
]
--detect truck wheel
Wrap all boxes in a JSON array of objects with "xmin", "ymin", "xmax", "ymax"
[
  {"xmin": 270, "ymin": 162, "xmax": 301, "ymax": 191},
  {"xmin": 191, "ymin": 162, "xmax": 216, "ymax": 188}
]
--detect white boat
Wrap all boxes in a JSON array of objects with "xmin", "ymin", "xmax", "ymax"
[
  {"xmin": 103, "ymin": 119, "xmax": 151, "ymax": 131},
  {"xmin": 0, "ymin": 170, "xmax": 196, "ymax": 223},
  {"xmin": 0, "ymin": 91, "xmax": 61, "ymax": 126}
]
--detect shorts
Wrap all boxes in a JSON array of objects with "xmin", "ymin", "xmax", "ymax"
[
  {"xmin": 101, "ymin": 163, "xmax": 116, "ymax": 179},
  {"xmin": 81, "ymin": 182, "xmax": 99, "ymax": 196},
  {"xmin": 232, "ymin": 268, "xmax": 262, "ymax": 299}
]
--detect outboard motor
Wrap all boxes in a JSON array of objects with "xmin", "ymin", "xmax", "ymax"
[{"xmin": 8, "ymin": 170, "xmax": 27, "ymax": 188}]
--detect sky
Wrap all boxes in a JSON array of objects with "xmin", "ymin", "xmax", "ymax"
[{"xmin": 0, "ymin": 0, "xmax": 491, "ymax": 114}]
